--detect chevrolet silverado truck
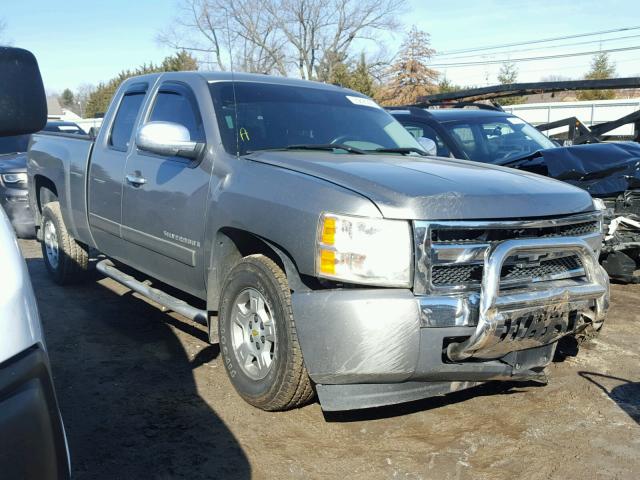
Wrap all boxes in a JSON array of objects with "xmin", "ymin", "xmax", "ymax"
[{"xmin": 28, "ymin": 72, "xmax": 610, "ymax": 412}]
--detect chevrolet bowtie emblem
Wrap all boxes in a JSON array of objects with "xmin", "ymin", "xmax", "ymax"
[{"xmin": 514, "ymin": 252, "xmax": 545, "ymax": 268}]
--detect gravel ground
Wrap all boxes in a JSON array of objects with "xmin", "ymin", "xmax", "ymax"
[{"xmin": 20, "ymin": 239, "xmax": 640, "ymax": 480}]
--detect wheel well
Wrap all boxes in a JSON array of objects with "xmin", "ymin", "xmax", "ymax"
[
  {"xmin": 207, "ymin": 228, "xmax": 289, "ymax": 311},
  {"xmin": 33, "ymin": 176, "xmax": 58, "ymax": 230},
  {"xmin": 34, "ymin": 175, "xmax": 58, "ymax": 213},
  {"xmin": 221, "ymin": 228, "xmax": 285, "ymax": 270}
]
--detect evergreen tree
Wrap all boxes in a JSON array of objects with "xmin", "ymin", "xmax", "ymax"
[
  {"xmin": 375, "ymin": 26, "xmax": 439, "ymax": 105},
  {"xmin": 496, "ymin": 62, "xmax": 523, "ymax": 106},
  {"xmin": 85, "ymin": 51, "xmax": 198, "ymax": 117},
  {"xmin": 161, "ymin": 50, "xmax": 199, "ymax": 71},
  {"xmin": 437, "ymin": 76, "xmax": 462, "ymax": 93},
  {"xmin": 497, "ymin": 61, "xmax": 518, "ymax": 85},
  {"xmin": 577, "ymin": 52, "xmax": 617, "ymax": 100},
  {"xmin": 328, "ymin": 54, "xmax": 376, "ymax": 97},
  {"xmin": 60, "ymin": 88, "xmax": 76, "ymax": 111},
  {"xmin": 349, "ymin": 54, "xmax": 375, "ymax": 97}
]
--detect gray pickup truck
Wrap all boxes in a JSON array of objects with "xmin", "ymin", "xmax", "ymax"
[{"xmin": 28, "ymin": 72, "xmax": 610, "ymax": 412}]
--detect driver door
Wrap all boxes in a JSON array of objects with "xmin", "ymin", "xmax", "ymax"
[{"xmin": 120, "ymin": 80, "xmax": 212, "ymax": 297}]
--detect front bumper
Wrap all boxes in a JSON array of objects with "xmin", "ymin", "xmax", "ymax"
[
  {"xmin": 292, "ymin": 238, "xmax": 609, "ymax": 411},
  {"xmin": 0, "ymin": 187, "xmax": 36, "ymax": 238}
]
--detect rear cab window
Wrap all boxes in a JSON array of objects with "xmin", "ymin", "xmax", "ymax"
[{"xmin": 109, "ymin": 87, "xmax": 147, "ymax": 151}]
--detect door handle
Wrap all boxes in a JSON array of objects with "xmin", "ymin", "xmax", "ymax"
[{"xmin": 126, "ymin": 174, "xmax": 147, "ymax": 186}]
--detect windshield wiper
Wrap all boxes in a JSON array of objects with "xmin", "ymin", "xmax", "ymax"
[
  {"xmin": 282, "ymin": 144, "xmax": 365, "ymax": 154},
  {"xmin": 497, "ymin": 150, "xmax": 542, "ymax": 167},
  {"xmin": 367, "ymin": 147, "xmax": 427, "ymax": 156}
]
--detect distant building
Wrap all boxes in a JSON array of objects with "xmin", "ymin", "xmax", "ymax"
[
  {"xmin": 46, "ymin": 95, "xmax": 102, "ymax": 133},
  {"xmin": 46, "ymin": 96, "xmax": 64, "ymax": 118}
]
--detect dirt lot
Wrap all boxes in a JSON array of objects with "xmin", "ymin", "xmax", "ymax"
[{"xmin": 19, "ymin": 239, "xmax": 639, "ymax": 480}]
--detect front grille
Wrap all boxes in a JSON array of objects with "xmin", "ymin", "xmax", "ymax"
[
  {"xmin": 431, "ymin": 221, "xmax": 599, "ymax": 244},
  {"xmin": 414, "ymin": 214, "xmax": 603, "ymax": 295},
  {"xmin": 431, "ymin": 255, "xmax": 584, "ymax": 287},
  {"xmin": 432, "ymin": 264, "xmax": 483, "ymax": 285},
  {"xmin": 501, "ymin": 255, "xmax": 583, "ymax": 283}
]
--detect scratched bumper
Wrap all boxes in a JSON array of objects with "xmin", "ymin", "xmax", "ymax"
[
  {"xmin": 292, "ymin": 288, "xmax": 561, "ymax": 410},
  {"xmin": 291, "ymin": 289, "xmax": 559, "ymax": 387}
]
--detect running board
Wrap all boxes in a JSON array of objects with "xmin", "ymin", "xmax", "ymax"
[{"xmin": 96, "ymin": 259, "xmax": 208, "ymax": 325}]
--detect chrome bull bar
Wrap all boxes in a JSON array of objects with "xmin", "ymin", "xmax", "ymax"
[{"xmin": 446, "ymin": 237, "xmax": 609, "ymax": 361}]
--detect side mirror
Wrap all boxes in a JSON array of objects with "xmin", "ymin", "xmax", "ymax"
[
  {"xmin": 0, "ymin": 47, "xmax": 47, "ymax": 136},
  {"xmin": 136, "ymin": 121, "xmax": 204, "ymax": 159},
  {"xmin": 418, "ymin": 137, "xmax": 438, "ymax": 156}
]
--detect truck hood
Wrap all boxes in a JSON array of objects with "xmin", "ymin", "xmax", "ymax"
[{"xmin": 247, "ymin": 151, "xmax": 595, "ymax": 220}]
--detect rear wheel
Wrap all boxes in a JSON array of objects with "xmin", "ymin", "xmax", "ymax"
[
  {"xmin": 218, "ymin": 254, "xmax": 313, "ymax": 411},
  {"xmin": 41, "ymin": 202, "xmax": 89, "ymax": 284}
]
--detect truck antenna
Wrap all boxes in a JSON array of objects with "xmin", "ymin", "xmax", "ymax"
[{"xmin": 224, "ymin": 7, "xmax": 240, "ymax": 157}]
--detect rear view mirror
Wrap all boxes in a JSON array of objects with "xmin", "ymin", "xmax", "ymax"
[
  {"xmin": 418, "ymin": 137, "xmax": 438, "ymax": 156},
  {"xmin": 0, "ymin": 47, "xmax": 47, "ymax": 136},
  {"xmin": 136, "ymin": 121, "xmax": 204, "ymax": 160}
]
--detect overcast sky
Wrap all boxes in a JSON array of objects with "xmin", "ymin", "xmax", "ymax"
[{"xmin": 2, "ymin": 0, "xmax": 639, "ymax": 93}]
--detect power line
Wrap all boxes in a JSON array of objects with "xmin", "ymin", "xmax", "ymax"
[
  {"xmin": 436, "ymin": 33, "xmax": 640, "ymax": 61},
  {"xmin": 435, "ymin": 26, "xmax": 640, "ymax": 56},
  {"xmin": 430, "ymin": 45, "xmax": 640, "ymax": 68}
]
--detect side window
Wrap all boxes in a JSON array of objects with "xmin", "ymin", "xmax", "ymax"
[
  {"xmin": 109, "ymin": 92, "xmax": 146, "ymax": 151},
  {"xmin": 404, "ymin": 122, "xmax": 451, "ymax": 157},
  {"xmin": 149, "ymin": 89, "xmax": 205, "ymax": 143},
  {"xmin": 450, "ymin": 124, "xmax": 477, "ymax": 156}
]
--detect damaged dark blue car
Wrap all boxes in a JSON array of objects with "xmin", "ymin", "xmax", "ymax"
[{"xmin": 391, "ymin": 107, "xmax": 640, "ymax": 283}]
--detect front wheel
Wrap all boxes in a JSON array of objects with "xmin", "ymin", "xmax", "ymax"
[{"xmin": 218, "ymin": 255, "xmax": 313, "ymax": 411}]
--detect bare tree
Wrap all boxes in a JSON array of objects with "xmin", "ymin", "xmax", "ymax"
[
  {"xmin": 159, "ymin": 0, "xmax": 404, "ymax": 79},
  {"xmin": 224, "ymin": 0, "xmax": 289, "ymax": 75},
  {"xmin": 75, "ymin": 84, "xmax": 96, "ymax": 118},
  {"xmin": 157, "ymin": 0, "xmax": 230, "ymax": 70}
]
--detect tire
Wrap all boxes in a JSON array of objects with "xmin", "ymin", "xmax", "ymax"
[
  {"xmin": 41, "ymin": 201, "xmax": 89, "ymax": 285},
  {"xmin": 218, "ymin": 254, "xmax": 313, "ymax": 411}
]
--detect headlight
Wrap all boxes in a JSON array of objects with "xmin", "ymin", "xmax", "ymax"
[
  {"xmin": 1, "ymin": 173, "xmax": 27, "ymax": 184},
  {"xmin": 316, "ymin": 213, "xmax": 412, "ymax": 287},
  {"xmin": 592, "ymin": 198, "xmax": 606, "ymax": 211}
]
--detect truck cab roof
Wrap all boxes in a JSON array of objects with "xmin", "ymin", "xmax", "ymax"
[{"xmin": 124, "ymin": 70, "xmax": 360, "ymax": 95}]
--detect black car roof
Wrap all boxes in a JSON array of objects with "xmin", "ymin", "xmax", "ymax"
[
  {"xmin": 389, "ymin": 108, "xmax": 513, "ymax": 122},
  {"xmin": 46, "ymin": 121, "xmax": 80, "ymax": 127}
]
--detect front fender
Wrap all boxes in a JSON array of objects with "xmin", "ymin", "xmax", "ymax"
[{"xmin": 203, "ymin": 154, "xmax": 380, "ymax": 309}]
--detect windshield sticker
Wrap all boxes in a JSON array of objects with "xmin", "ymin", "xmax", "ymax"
[
  {"xmin": 506, "ymin": 117, "xmax": 525, "ymax": 125},
  {"xmin": 239, "ymin": 127, "xmax": 250, "ymax": 141},
  {"xmin": 346, "ymin": 95, "xmax": 381, "ymax": 109}
]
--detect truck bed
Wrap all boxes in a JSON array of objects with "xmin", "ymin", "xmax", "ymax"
[{"xmin": 28, "ymin": 132, "xmax": 95, "ymax": 245}]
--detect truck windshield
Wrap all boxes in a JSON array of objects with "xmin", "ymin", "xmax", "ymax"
[
  {"xmin": 442, "ymin": 116, "xmax": 556, "ymax": 164},
  {"xmin": 0, "ymin": 134, "xmax": 30, "ymax": 155},
  {"xmin": 209, "ymin": 81, "xmax": 422, "ymax": 156}
]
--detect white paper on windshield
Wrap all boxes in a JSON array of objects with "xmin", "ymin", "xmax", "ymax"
[
  {"xmin": 506, "ymin": 117, "xmax": 525, "ymax": 125},
  {"xmin": 59, "ymin": 126, "xmax": 80, "ymax": 131},
  {"xmin": 346, "ymin": 95, "xmax": 381, "ymax": 109}
]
